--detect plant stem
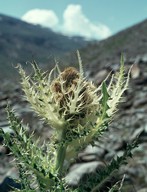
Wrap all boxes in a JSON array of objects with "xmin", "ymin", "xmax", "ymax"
[{"xmin": 55, "ymin": 129, "xmax": 67, "ymax": 175}]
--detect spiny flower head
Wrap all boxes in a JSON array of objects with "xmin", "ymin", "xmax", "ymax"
[
  {"xmin": 18, "ymin": 52, "xmax": 130, "ymax": 159},
  {"xmin": 18, "ymin": 52, "xmax": 100, "ymax": 130},
  {"xmin": 50, "ymin": 66, "xmax": 99, "ymax": 127}
]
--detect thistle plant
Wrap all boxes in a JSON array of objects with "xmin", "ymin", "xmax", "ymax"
[{"xmin": 0, "ymin": 51, "xmax": 139, "ymax": 191}]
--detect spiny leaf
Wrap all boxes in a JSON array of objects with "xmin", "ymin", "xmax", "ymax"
[
  {"xmin": 101, "ymin": 81, "xmax": 110, "ymax": 119},
  {"xmin": 77, "ymin": 138, "xmax": 139, "ymax": 192},
  {"xmin": 31, "ymin": 60, "xmax": 45, "ymax": 81}
]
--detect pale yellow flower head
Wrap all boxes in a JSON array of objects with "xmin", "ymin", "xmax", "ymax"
[
  {"xmin": 18, "ymin": 53, "xmax": 100, "ymax": 131},
  {"xmin": 18, "ymin": 52, "xmax": 130, "ymax": 155}
]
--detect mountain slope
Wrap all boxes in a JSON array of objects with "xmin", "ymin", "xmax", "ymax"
[
  {"xmin": 77, "ymin": 19, "xmax": 147, "ymax": 75},
  {"xmin": 0, "ymin": 14, "xmax": 88, "ymax": 80}
]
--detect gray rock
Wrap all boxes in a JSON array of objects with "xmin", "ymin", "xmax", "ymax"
[
  {"xmin": 65, "ymin": 161, "xmax": 105, "ymax": 186},
  {"xmin": 131, "ymin": 63, "xmax": 140, "ymax": 79},
  {"xmin": 94, "ymin": 69, "xmax": 108, "ymax": 84},
  {"xmin": 137, "ymin": 188, "xmax": 147, "ymax": 192},
  {"xmin": 0, "ymin": 177, "xmax": 21, "ymax": 192},
  {"xmin": 141, "ymin": 54, "xmax": 147, "ymax": 63}
]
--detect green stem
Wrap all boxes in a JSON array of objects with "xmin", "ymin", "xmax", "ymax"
[{"xmin": 55, "ymin": 129, "xmax": 67, "ymax": 175}]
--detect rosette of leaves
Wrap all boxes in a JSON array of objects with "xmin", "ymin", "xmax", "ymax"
[{"xmin": 0, "ymin": 51, "xmax": 139, "ymax": 192}]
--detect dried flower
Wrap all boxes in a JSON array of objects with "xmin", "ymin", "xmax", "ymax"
[{"xmin": 50, "ymin": 66, "xmax": 99, "ymax": 128}]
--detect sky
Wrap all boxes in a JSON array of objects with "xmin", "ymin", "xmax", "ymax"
[{"xmin": 0, "ymin": 0, "xmax": 147, "ymax": 40}]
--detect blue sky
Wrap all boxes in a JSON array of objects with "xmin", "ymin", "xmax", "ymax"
[{"xmin": 0, "ymin": 0, "xmax": 147, "ymax": 40}]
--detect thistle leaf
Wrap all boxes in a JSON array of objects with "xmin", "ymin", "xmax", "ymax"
[
  {"xmin": 101, "ymin": 81, "xmax": 110, "ymax": 119},
  {"xmin": 77, "ymin": 138, "xmax": 139, "ymax": 192}
]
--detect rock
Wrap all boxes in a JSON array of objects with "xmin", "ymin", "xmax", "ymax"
[
  {"xmin": 65, "ymin": 161, "xmax": 105, "ymax": 186},
  {"xmin": 0, "ymin": 177, "xmax": 21, "ymax": 192},
  {"xmin": 0, "ymin": 126, "xmax": 13, "ymax": 134},
  {"xmin": 79, "ymin": 154, "xmax": 97, "ymax": 162},
  {"xmin": 0, "ymin": 166, "xmax": 19, "ymax": 192},
  {"xmin": 131, "ymin": 63, "xmax": 140, "ymax": 79},
  {"xmin": 133, "ymin": 97, "xmax": 147, "ymax": 108},
  {"xmin": 94, "ymin": 69, "xmax": 108, "ymax": 84},
  {"xmin": 0, "ymin": 146, "xmax": 7, "ymax": 155},
  {"xmin": 82, "ymin": 144, "xmax": 105, "ymax": 156},
  {"xmin": 137, "ymin": 188, "xmax": 147, "ymax": 192},
  {"xmin": 130, "ymin": 127, "xmax": 144, "ymax": 141},
  {"xmin": 141, "ymin": 54, "xmax": 147, "ymax": 63}
]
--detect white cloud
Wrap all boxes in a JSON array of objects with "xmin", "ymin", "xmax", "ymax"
[
  {"xmin": 22, "ymin": 9, "xmax": 59, "ymax": 29},
  {"xmin": 21, "ymin": 5, "xmax": 111, "ymax": 40},
  {"xmin": 62, "ymin": 4, "xmax": 111, "ymax": 40}
]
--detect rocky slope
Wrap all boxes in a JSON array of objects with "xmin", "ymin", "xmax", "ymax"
[
  {"xmin": 0, "ymin": 56, "xmax": 147, "ymax": 191},
  {"xmin": 66, "ymin": 18, "xmax": 147, "ymax": 76}
]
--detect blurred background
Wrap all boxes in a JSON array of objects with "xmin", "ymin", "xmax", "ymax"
[{"xmin": 0, "ymin": 1, "xmax": 147, "ymax": 191}]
